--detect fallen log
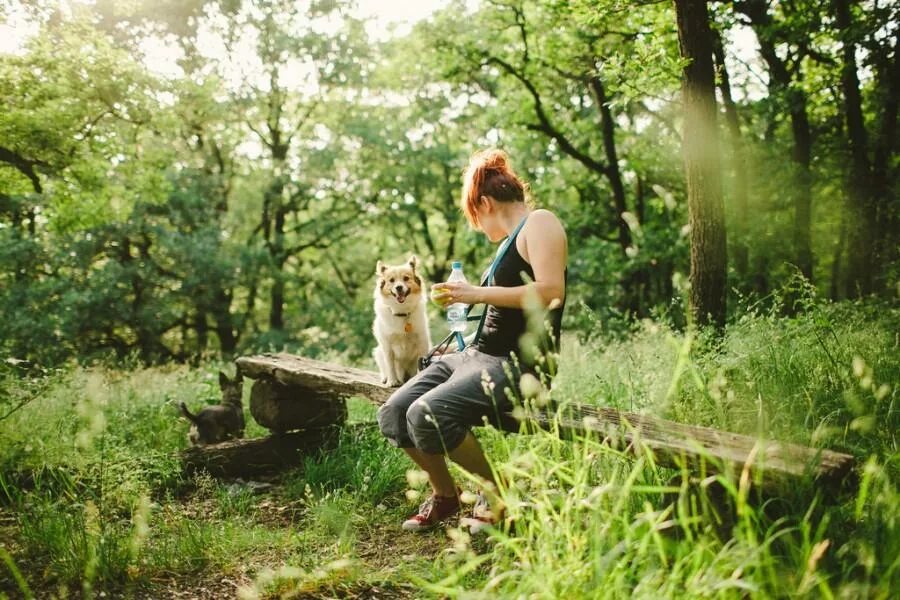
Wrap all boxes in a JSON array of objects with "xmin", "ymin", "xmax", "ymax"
[
  {"xmin": 232, "ymin": 353, "xmax": 857, "ymax": 493},
  {"xmin": 236, "ymin": 352, "xmax": 390, "ymax": 403},
  {"xmin": 181, "ymin": 427, "xmax": 340, "ymax": 478},
  {"xmin": 249, "ymin": 377, "xmax": 347, "ymax": 433},
  {"xmin": 534, "ymin": 404, "xmax": 856, "ymax": 490}
]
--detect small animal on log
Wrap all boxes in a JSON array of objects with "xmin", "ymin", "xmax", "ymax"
[{"xmin": 180, "ymin": 370, "xmax": 245, "ymax": 445}]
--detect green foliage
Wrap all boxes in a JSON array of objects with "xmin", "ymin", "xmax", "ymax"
[
  {"xmin": 285, "ymin": 422, "xmax": 409, "ymax": 506},
  {"xmin": 1, "ymin": 300, "xmax": 897, "ymax": 597},
  {"xmin": 0, "ymin": 16, "xmax": 173, "ymax": 225},
  {"xmin": 2, "ymin": 0, "xmax": 897, "ymax": 363},
  {"xmin": 1, "ymin": 0, "xmax": 898, "ymax": 596}
]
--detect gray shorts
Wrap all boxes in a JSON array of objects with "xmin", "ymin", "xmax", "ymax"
[{"xmin": 376, "ymin": 347, "xmax": 517, "ymax": 454}]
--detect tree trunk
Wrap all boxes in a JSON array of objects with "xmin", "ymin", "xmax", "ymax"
[
  {"xmin": 830, "ymin": 214, "xmax": 847, "ymax": 301},
  {"xmin": 789, "ymin": 92, "xmax": 814, "ymax": 282},
  {"xmin": 262, "ymin": 167, "xmax": 289, "ymax": 332},
  {"xmin": 181, "ymin": 428, "xmax": 340, "ymax": 478},
  {"xmin": 589, "ymin": 77, "xmax": 631, "ymax": 254},
  {"xmin": 249, "ymin": 378, "xmax": 347, "ymax": 433},
  {"xmin": 738, "ymin": 0, "xmax": 814, "ymax": 282},
  {"xmin": 870, "ymin": 28, "xmax": 900, "ymax": 291},
  {"xmin": 213, "ymin": 288, "xmax": 237, "ymax": 354},
  {"xmin": 713, "ymin": 31, "xmax": 750, "ymax": 284},
  {"xmin": 673, "ymin": 0, "xmax": 728, "ymax": 329},
  {"xmin": 270, "ymin": 264, "xmax": 286, "ymax": 331},
  {"xmin": 195, "ymin": 307, "xmax": 208, "ymax": 351},
  {"xmin": 590, "ymin": 76, "xmax": 646, "ymax": 316},
  {"xmin": 836, "ymin": 0, "xmax": 895, "ymax": 296},
  {"xmin": 753, "ymin": 254, "xmax": 769, "ymax": 296}
]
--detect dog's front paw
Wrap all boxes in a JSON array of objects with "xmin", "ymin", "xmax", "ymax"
[{"xmin": 386, "ymin": 377, "xmax": 402, "ymax": 387}]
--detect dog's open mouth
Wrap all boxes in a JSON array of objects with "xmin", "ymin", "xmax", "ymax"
[{"xmin": 392, "ymin": 290, "xmax": 409, "ymax": 303}]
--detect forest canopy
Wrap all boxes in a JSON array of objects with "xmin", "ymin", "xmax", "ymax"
[{"xmin": 1, "ymin": 0, "xmax": 897, "ymax": 366}]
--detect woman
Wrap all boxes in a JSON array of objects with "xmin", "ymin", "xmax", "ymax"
[{"xmin": 376, "ymin": 149, "xmax": 568, "ymax": 533}]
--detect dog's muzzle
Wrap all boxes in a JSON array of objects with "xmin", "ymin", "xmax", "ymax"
[{"xmin": 392, "ymin": 285, "xmax": 409, "ymax": 303}]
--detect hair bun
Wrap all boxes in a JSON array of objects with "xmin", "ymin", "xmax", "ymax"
[
  {"xmin": 460, "ymin": 148, "xmax": 527, "ymax": 228},
  {"xmin": 471, "ymin": 149, "xmax": 509, "ymax": 172}
]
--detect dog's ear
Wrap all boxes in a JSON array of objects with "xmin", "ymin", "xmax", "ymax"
[
  {"xmin": 408, "ymin": 255, "xmax": 423, "ymax": 286},
  {"xmin": 219, "ymin": 370, "xmax": 229, "ymax": 388},
  {"xmin": 376, "ymin": 260, "xmax": 386, "ymax": 275}
]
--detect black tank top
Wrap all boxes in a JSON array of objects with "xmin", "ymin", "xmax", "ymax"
[{"xmin": 475, "ymin": 240, "xmax": 566, "ymax": 374}]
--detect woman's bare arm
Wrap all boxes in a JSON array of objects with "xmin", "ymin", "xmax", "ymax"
[{"xmin": 434, "ymin": 209, "xmax": 567, "ymax": 309}]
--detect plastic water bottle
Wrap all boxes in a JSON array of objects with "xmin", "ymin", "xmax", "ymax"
[{"xmin": 446, "ymin": 261, "xmax": 468, "ymax": 333}]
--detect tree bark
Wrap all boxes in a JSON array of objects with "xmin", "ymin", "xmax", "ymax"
[
  {"xmin": 674, "ymin": 0, "xmax": 728, "ymax": 329},
  {"xmin": 830, "ymin": 215, "xmax": 847, "ymax": 301},
  {"xmin": 213, "ymin": 288, "xmax": 237, "ymax": 354},
  {"xmin": 195, "ymin": 308, "xmax": 208, "ymax": 351},
  {"xmin": 0, "ymin": 146, "xmax": 45, "ymax": 194},
  {"xmin": 589, "ymin": 75, "xmax": 646, "ymax": 316},
  {"xmin": 181, "ymin": 428, "xmax": 340, "ymax": 478},
  {"xmin": 869, "ymin": 28, "xmax": 900, "ymax": 289},
  {"xmin": 261, "ymin": 163, "xmax": 289, "ymax": 332},
  {"xmin": 835, "ymin": 0, "xmax": 882, "ymax": 297},
  {"xmin": 588, "ymin": 76, "xmax": 631, "ymax": 254},
  {"xmin": 737, "ymin": 0, "xmax": 814, "ymax": 281},
  {"xmin": 201, "ymin": 135, "xmax": 238, "ymax": 354},
  {"xmin": 712, "ymin": 31, "xmax": 750, "ymax": 284},
  {"xmin": 789, "ymin": 94, "xmax": 815, "ymax": 283}
]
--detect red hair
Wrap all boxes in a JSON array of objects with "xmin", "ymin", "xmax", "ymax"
[{"xmin": 461, "ymin": 149, "xmax": 526, "ymax": 228}]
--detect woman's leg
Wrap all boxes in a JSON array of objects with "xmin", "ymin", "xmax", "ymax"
[
  {"xmin": 404, "ymin": 351, "xmax": 515, "ymax": 515},
  {"xmin": 407, "ymin": 431, "xmax": 503, "ymax": 518},
  {"xmin": 447, "ymin": 431, "xmax": 495, "ymax": 486},
  {"xmin": 403, "ymin": 448, "xmax": 457, "ymax": 497},
  {"xmin": 377, "ymin": 358, "xmax": 455, "ymax": 451},
  {"xmin": 377, "ymin": 356, "xmax": 467, "ymax": 499},
  {"xmin": 448, "ymin": 432, "xmax": 504, "ymax": 520},
  {"xmin": 402, "ymin": 432, "xmax": 497, "ymax": 501}
]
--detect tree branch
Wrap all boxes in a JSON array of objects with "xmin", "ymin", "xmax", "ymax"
[
  {"xmin": 0, "ymin": 146, "xmax": 47, "ymax": 194},
  {"xmin": 285, "ymin": 99, "xmax": 321, "ymax": 148},
  {"xmin": 482, "ymin": 55, "xmax": 608, "ymax": 175}
]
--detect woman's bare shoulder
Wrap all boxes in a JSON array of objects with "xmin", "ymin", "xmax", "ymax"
[{"xmin": 527, "ymin": 209, "xmax": 566, "ymax": 235}]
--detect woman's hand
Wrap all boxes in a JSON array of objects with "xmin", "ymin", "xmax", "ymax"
[{"xmin": 430, "ymin": 282, "xmax": 482, "ymax": 307}]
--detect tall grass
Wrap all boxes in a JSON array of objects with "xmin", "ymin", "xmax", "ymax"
[
  {"xmin": 557, "ymin": 298, "xmax": 898, "ymax": 458},
  {"xmin": 408, "ymin": 297, "xmax": 899, "ymax": 598},
  {"xmin": 1, "ymin": 299, "xmax": 897, "ymax": 598},
  {"xmin": 0, "ymin": 361, "xmax": 284, "ymax": 596}
]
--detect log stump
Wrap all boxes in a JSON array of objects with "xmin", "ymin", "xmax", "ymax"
[
  {"xmin": 180, "ymin": 355, "xmax": 354, "ymax": 478},
  {"xmin": 250, "ymin": 378, "xmax": 347, "ymax": 433},
  {"xmin": 181, "ymin": 427, "xmax": 340, "ymax": 478}
]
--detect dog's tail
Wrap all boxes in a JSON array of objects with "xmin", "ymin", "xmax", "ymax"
[{"xmin": 180, "ymin": 402, "xmax": 199, "ymax": 424}]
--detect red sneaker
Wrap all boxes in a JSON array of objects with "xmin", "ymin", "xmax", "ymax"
[
  {"xmin": 402, "ymin": 489, "xmax": 461, "ymax": 531},
  {"xmin": 462, "ymin": 490, "xmax": 504, "ymax": 535}
]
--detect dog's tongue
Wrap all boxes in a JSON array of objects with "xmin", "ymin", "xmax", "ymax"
[{"xmin": 397, "ymin": 294, "xmax": 407, "ymax": 303}]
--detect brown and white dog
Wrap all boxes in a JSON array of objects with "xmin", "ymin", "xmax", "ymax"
[{"xmin": 373, "ymin": 255, "xmax": 432, "ymax": 386}]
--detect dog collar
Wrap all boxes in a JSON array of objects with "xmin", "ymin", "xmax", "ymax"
[{"xmin": 390, "ymin": 311, "xmax": 413, "ymax": 333}]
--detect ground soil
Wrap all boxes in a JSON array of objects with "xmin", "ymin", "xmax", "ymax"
[{"xmin": 1, "ymin": 485, "xmax": 474, "ymax": 600}]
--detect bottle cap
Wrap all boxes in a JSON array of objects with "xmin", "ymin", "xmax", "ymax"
[{"xmin": 451, "ymin": 261, "xmax": 462, "ymax": 269}]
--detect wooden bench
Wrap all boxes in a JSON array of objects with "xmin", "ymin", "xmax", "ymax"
[{"xmin": 182, "ymin": 353, "xmax": 857, "ymax": 494}]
